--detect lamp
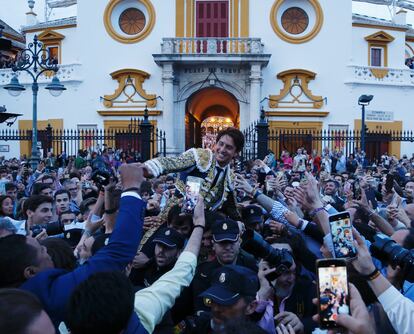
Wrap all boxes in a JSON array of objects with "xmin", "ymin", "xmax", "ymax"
[
  {"xmin": 45, "ymin": 75, "xmax": 66, "ymax": 97},
  {"xmin": 358, "ymin": 94, "xmax": 374, "ymax": 154},
  {"xmin": 358, "ymin": 95, "xmax": 374, "ymax": 106},
  {"xmin": 4, "ymin": 76, "xmax": 26, "ymax": 97},
  {"xmin": 2, "ymin": 34, "xmax": 65, "ymax": 169}
]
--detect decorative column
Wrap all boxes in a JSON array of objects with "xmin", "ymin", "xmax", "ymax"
[
  {"xmin": 162, "ymin": 63, "xmax": 175, "ymax": 154},
  {"xmin": 249, "ymin": 63, "xmax": 262, "ymax": 124}
]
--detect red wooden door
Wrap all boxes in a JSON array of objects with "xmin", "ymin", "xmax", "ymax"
[{"xmin": 196, "ymin": 1, "xmax": 229, "ymax": 53}]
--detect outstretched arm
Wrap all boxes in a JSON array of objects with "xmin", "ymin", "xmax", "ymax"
[
  {"xmin": 144, "ymin": 148, "xmax": 202, "ymax": 178},
  {"xmin": 49, "ymin": 164, "xmax": 146, "ymax": 315},
  {"xmin": 134, "ymin": 198, "xmax": 205, "ymax": 333}
]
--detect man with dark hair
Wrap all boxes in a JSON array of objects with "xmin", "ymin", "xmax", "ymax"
[
  {"xmin": 79, "ymin": 197, "xmax": 97, "ymax": 222},
  {"xmin": 67, "ymin": 271, "xmax": 134, "ymax": 334},
  {"xmin": 256, "ymin": 242, "xmax": 317, "ymax": 333},
  {"xmin": 130, "ymin": 227, "xmax": 188, "ymax": 330},
  {"xmin": 322, "ymin": 179, "xmax": 345, "ymax": 212},
  {"xmin": 54, "ymin": 189, "xmax": 71, "ymax": 215},
  {"xmin": 131, "ymin": 227, "xmax": 186, "ymax": 286},
  {"xmin": 23, "ymin": 195, "xmax": 54, "ymax": 233},
  {"xmin": 0, "ymin": 289, "xmax": 55, "ymax": 334},
  {"xmin": 32, "ymin": 183, "xmax": 53, "ymax": 197},
  {"xmin": 67, "ymin": 198, "xmax": 207, "ymax": 334},
  {"xmin": 143, "ymin": 127, "xmax": 245, "ymax": 220},
  {"xmin": 0, "ymin": 163, "xmax": 146, "ymax": 329}
]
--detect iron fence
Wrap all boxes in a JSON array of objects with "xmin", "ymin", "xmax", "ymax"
[
  {"xmin": 242, "ymin": 120, "xmax": 414, "ymax": 163},
  {"xmin": 0, "ymin": 118, "xmax": 166, "ymax": 161}
]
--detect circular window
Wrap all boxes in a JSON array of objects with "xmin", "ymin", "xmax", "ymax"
[
  {"xmin": 119, "ymin": 8, "xmax": 146, "ymax": 35},
  {"xmin": 270, "ymin": 0, "xmax": 323, "ymax": 44},
  {"xmin": 281, "ymin": 7, "xmax": 309, "ymax": 35},
  {"xmin": 104, "ymin": 0, "xmax": 155, "ymax": 44}
]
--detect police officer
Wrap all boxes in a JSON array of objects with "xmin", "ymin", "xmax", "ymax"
[
  {"xmin": 183, "ymin": 265, "xmax": 261, "ymax": 333},
  {"xmin": 192, "ymin": 217, "xmax": 257, "ymax": 312},
  {"xmin": 129, "ymin": 227, "xmax": 188, "ymax": 333}
]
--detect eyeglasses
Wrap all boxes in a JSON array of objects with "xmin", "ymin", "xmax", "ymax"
[{"xmin": 68, "ymin": 188, "xmax": 77, "ymax": 191}]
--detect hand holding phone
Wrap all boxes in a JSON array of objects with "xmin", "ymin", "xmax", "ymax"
[
  {"xmin": 314, "ymin": 280, "xmax": 373, "ymax": 333},
  {"xmin": 317, "ymin": 259, "xmax": 350, "ymax": 329},
  {"xmin": 183, "ymin": 176, "xmax": 203, "ymax": 214},
  {"xmin": 329, "ymin": 211, "xmax": 357, "ymax": 259}
]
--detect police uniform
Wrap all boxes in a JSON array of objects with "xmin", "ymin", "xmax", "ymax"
[
  {"xmin": 179, "ymin": 265, "xmax": 260, "ymax": 334},
  {"xmin": 191, "ymin": 218, "xmax": 258, "ymax": 313},
  {"xmin": 130, "ymin": 228, "xmax": 191, "ymax": 333}
]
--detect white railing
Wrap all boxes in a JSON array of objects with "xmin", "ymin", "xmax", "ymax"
[
  {"xmin": 161, "ymin": 37, "xmax": 264, "ymax": 55},
  {"xmin": 0, "ymin": 63, "xmax": 82, "ymax": 86},
  {"xmin": 347, "ymin": 65, "xmax": 414, "ymax": 86}
]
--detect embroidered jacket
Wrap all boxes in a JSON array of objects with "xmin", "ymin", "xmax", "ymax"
[{"xmin": 144, "ymin": 148, "xmax": 239, "ymax": 219}]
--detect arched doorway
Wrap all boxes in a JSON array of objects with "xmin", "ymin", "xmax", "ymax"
[{"xmin": 185, "ymin": 87, "xmax": 239, "ymax": 150}]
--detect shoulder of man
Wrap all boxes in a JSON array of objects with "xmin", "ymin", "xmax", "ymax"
[
  {"xmin": 177, "ymin": 312, "xmax": 211, "ymax": 334},
  {"xmin": 191, "ymin": 148, "xmax": 214, "ymax": 173},
  {"xmin": 195, "ymin": 259, "xmax": 220, "ymax": 278},
  {"xmin": 237, "ymin": 250, "xmax": 258, "ymax": 272}
]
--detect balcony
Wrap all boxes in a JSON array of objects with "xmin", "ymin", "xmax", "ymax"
[
  {"xmin": 153, "ymin": 37, "xmax": 270, "ymax": 65},
  {"xmin": 0, "ymin": 63, "xmax": 83, "ymax": 86},
  {"xmin": 346, "ymin": 65, "xmax": 414, "ymax": 87}
]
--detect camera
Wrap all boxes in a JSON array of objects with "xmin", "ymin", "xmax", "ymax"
[
  {"xmin": 91, "ymin": 169, "xmax": 115, "ymax": 187},
  {"xmin": 370, "ymin": 234, "xmax": 414, "ymax": 282},
  {"xmin": 30, "ymin": 221, "xmax": 63, "ymax": 238},
  {"xmin": 241, "ymin": 229, "xmax": 294, "ymax": 281}
]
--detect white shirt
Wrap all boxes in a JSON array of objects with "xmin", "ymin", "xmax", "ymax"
[{"xmin": 378, "ymin": 285, "xmax": 414, "ymax": 334}]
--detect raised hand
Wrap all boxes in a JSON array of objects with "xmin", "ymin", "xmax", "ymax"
[
  {"xmin": 234, "ymin": 173, "xmax": 254, "ymax": 195},
  {"xmin": 119, "ymin": 163, "xmax": 145, "ymax": 190},
  {"xmin": 293, "ymin": 172, "xmax": 323, "ymax": 211}
]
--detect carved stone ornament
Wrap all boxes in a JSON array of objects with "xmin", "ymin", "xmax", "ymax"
[
  {"xmin": 269, "ymin": 69, "xmax": 324, "ymax": 109},
  {"xmin": 103, "ymin": 69, "xmax": 157, "ymax": 109}
]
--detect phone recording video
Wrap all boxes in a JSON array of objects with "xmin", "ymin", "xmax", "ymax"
[
  {"xmin": 317, "ymin": 259, "xmax": 350, "ymax": 329},
  {"xmin": 329, "ymin": 211, "xmax": 357, "ymax": 259},
  {"xmin": 183, "ymin": 176, "xmax": 202, "ymax": 214}
]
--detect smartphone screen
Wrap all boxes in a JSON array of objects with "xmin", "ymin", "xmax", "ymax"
[
  {"xmin": 183, "ymin": 176, "xmax": 202, "ymax": 214},
  {"xmin": 317, "ymin": 259, "xmax": 350, "ymax": 329},
  {"xmin": 329, "ymin": 211, "xmax": 357, "ymax": 258}
]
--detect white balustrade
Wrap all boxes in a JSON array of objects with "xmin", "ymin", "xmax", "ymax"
[
  {"xmin": 161, "ymin": 37, "xmax": 264, "ymax": 55},
  {"xmin": 0, "ymin": 63, "xmax": 82, "ymax": 86},
  {"xmin": 348, "ymin": 65, "xmax": 414, "ymax": 86}
]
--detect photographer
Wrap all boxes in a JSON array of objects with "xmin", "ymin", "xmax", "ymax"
[
  {"xmin": 257, "ymin": 241, "xmax": 317, "ymax": 334},
  {"xmin": 352, "ymin": 228, "xmax": 414, "ymax": 334}
]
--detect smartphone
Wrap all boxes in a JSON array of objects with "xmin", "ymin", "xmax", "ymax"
[
  {"xmin": 317, "ymin": 259, "xmax": 350, "ymax": 329},
  {"xmin": 364, "ymin": 187, "xmax": 378, "ymax": 210},
  {"xmin": 329, "ymin": 211, "xmax": 357, "ymax": 259},
  {"xmin": 183, "ymin": 176, "xmax": 203, "ymax": 214},
  {"xmin": 385, "ymin": 174, "xmax": 394, "ymax": 193}
]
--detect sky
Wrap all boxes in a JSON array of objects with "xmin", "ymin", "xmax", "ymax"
[{"xmin": 0, "ymin": 0, "xmax": 413, "ymax": 33}]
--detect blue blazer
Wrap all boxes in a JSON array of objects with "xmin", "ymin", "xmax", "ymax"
[{"xmin": 21, "ymin": 196, "xmax": 146, "ymax": 331}]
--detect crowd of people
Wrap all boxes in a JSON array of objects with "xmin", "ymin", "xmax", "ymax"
[{"xmin": 0, "ymin": 127, "xmax": 414, "ymax": 334}]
